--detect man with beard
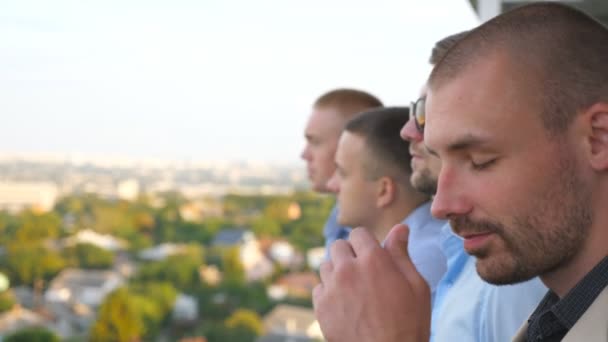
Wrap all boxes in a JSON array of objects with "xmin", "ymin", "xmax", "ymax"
[
  {"xmin": 301, "ymin": 88, "xmax": 382, "ymax": 256},
  {"xmin": 326, "ymin": 107, "xmax": 446, "ymax": 293},
  {"xmin": 312, "ymin": 3, "xmax": 608, "ymax": 342},
  {"xmin": 401, "ymin": 32, "xmax": 546, "ymax": 341}
]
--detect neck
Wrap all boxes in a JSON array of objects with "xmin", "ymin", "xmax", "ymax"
[
  {"xmin": 541, "ymin": 193, "xmax": 608, "ymax": 297},
  {"xmin": 371, "ymin": 198, "xmax": 426, "ymax": 243}
]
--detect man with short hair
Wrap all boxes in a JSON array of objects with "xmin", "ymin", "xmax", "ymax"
[
  {"xmin": 313, "ymin": 3, "xmax": 608, "ymax": 341},
  {"xmin": 402, "ymin": 31, "xmax": 546, "ymax": 342},
  {"xmin": 326, "ymin": 107, "xmax": 446, "ymax": 291},
  {"xmin": 301, "ymin": 88, "xmax": 382, "ymax": 254},
  {"xmin": 406, "ymin": 30, "xmax": 470, "ymax": 197}
]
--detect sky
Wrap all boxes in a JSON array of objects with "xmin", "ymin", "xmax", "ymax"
[{"xmin": 0, "ymin": 0, "xmax": 479, "ymax": 164}]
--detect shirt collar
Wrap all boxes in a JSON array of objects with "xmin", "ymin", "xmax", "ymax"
[
  {"xmin": 527, "ymin": 255, "xmax": 608, "ymax": 340},
  {"xmin": 403, "ymin": 201, "xmax": 435, "ymax": 230}
]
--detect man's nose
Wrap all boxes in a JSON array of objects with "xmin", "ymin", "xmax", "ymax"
[
  {"xmin": 400, "ymin": 118, "xmax": 423, "ymax": 143},
  {"xmin": 431, "ymin": 166, "xmax": 472, "ymax": 220}
]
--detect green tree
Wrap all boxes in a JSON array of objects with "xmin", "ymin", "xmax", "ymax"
[
  {"xmin": 91, "ymin": 283, "xmax": 177, "ymax": 341},
  {"xmin": 282, "ymin": 192, "xmax": 335, "ymax": 250},
  {"xmin": 90, "ymin": 288, "xmax": 143, "ymax": 342},
  {"xmin": 3, "ymin": 246, "xmax": 66, "ymax": 286},
  {"xmin": 63, "ymin": 243, "xmax": 114, "ymax": 269},
  {"xmin": 221, "ymin": 247, "xmax": 245, "ymax": 286},
  {"xmin": 251, "ymin": 216, "xmax": 281, "ymax": 238},
  {"xmin": 0, "ymin": 212, "xmax": 18, "ymax": 244},
  {"xmin": 132, "ymin": 282, "xmax": 178, "ymax": 315},
  {"xmin": 225, "ymin": 309, "xmax": 264, "ymax": 339},
  {"xmin": 202, "ymin": 308, "xmax": 264, "ymax": 342},
  {"xmin": 5, "ymin": 327, "xmax": 60, "ymax": 342},
  {"xmin": 91, "ymin": 205, "xmax": 136, "ymax": 236},
  {"xmin": 129, "ymin": 282, "xmax": 178, "ymax": 339},
  {"xmin": 13, "ymin": 211, "xmax": 61, "ymax": 242},
  {"xmin": 262, "ymin": 198, "xmax": 293, "ymax": 223},
  {"xmin": 0, "ymin": 290, "xmax": 16, "ymax": 313},
  {"xmin": 136, "ymin": 248, "xmax": 203, "ymax": 290}
]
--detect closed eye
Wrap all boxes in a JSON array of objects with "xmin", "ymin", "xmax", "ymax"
[{"xmin": 471, "ymin": 158, "xmax": 497, "ymax": 171}]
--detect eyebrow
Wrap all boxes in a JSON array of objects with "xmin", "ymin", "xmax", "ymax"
[{"xmin": 425, "ymin": 135, "xmax": 491, "ymax": 157}]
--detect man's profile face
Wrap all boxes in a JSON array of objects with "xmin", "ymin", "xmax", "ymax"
[
  {"xmin": 400, "ymin": 101, "xmax": 441, "ymax": 196},
  {"xmin": 425, "ymin": 54, "xmax": 592, "ymax": 285},
  {"xmin": 327, "ymin": 132, "xmax": 378, "ymax": 228},
  {"xmin": 301, "ymin": 106, "xmax": 345, "ymax": 193}
]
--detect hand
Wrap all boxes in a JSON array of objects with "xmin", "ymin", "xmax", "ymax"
[{"xmin": 313, "ymin": 224, "xmax": 431, "ymax": 342}]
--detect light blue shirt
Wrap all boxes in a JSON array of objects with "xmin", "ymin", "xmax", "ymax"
[
  {"xmin": 323, "ymin": 205, "xmax": 351, "ymax": 260},
  {"xmin": 431, "ymin": 224, "xmax": 548, "ymax": 342},
  {"xmin": 402, "ymin": 202, "xmax": 447, "ymax": 293}
]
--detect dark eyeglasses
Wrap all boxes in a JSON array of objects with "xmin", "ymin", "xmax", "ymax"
[{"xmin": 410, "ymin": 97, "xmax": 426, "ymax": 133}]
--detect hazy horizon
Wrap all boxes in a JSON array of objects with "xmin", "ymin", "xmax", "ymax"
[{"xmin": 1, "ymin": 0, "xmax": 479, "ymax": 163}]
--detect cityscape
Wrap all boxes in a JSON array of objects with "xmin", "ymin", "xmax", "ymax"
[{"xmin": 0, "ymin": 153, "xmax": 328, "ymax": 342}]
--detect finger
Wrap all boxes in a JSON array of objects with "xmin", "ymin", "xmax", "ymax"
[
  {"xmin": 348, "ymin": 227, "xmax": 380, "ymax": 257},
  {"xmin": 312, "ymin": 283, "xmax": 323, "ymax": 310},
  {"xmin": 319, "ymin": 260, "xmax": 333, "ymax": 285},
  {"xmin": 330, "ymin": 239, "xmax": 355, "ymax": 261},
  {"xmin": 384, "ymin": 223, "xmax": 428, "ymax": 289}
]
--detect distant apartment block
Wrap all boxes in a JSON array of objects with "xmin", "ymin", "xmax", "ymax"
[
  {"xmin": 45, "ymin": 269, "xmax": 123, "ymax": 308},
  {"xmin": 138, "ymin": 243, "xmax": 187, "ymax": 261},
  {"xmin": 262, "ymin": 304, "xmax": 323, "ymax": 341},
  {"xmin": 273, "ymin": 272, "xmax": 319, "ymax": 299},
  {"xmin": 0, "ymin": 181, "xmax": 58, "ymax": 213},
  {"xmin": 62, "ymin": 229, "xmax": 128, "ymax": 252},
  {"xmin": 212, "ymin": 229, "xmax": 274, "ymax": 282},
  {"xmin": 267, "ymin": 241, "xmax": 303, "ymax": 268}
]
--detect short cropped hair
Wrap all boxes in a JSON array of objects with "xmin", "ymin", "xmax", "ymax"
[
  {"xmin": 345, "ymin": 107, "xmax": 412, "ymax": 184},
  {"xmin": 314, "ymin": 88, "xmax": 383, "ymax": 119},
  {"xmin": 429, "ymin": 30, "xmax": 470, "ymax": 65},
  {"xmin": 429, "ymin": 3, "xmax": 608, "ymax": 135}
]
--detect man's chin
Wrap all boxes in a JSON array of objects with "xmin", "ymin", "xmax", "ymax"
[
  {"xmin": 474, "ymin": 254, "xmax": 531, "ymax": 285},
  {"xmin": 411, "ymin": 178, "xmax": 437, "ymax": 196},
  {"xmin": 312, "ymin": 183, "xmax": 332, "ymax": 194}
]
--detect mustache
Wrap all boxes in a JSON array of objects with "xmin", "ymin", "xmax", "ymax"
[
  {"xmin": 450, "ymin": 216, "xmax": 504, "ymax": 236},
  {"xmin": 410, "ymin": 145, "xmax": 426, "ymax": 155}
]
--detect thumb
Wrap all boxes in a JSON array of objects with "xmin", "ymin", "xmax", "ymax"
[{"xmin": 384, "ymin": 223, "xmax": 423, "ymax": 282}]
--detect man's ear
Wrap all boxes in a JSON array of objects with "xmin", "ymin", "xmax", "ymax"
[
  {"xmin": 376, "ymin": 177, "xmax": 396, "ymax": 208},
  {"xmin": 586, "ymin": 103, "xmax": 608, "ymax": 171}
]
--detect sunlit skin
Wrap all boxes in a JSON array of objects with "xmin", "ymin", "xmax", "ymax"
[
  {"xmin": 326, "ymin": 132, "xmax": 416, "ymax": 242},
  {"xmin": 301, "ymin": 106, "xmax": 347, "ymax": 193},
  {"xmin": 425, "ymin": 52, "xmax": 608, "ymax": 296},
  {"xmin": 400, "ymin": 110, "xmax": 441, "ymax": 196},
  {"xmin": 400, "ymin": 83, "xmax": 441, "ymax": 196},
  {"xmin": 312, "ymin": 11, "xmax": 608, "ymax": 342},
  {"xmin": 326, "ymin": 132, "xmax": 379, "ymax": 229}
]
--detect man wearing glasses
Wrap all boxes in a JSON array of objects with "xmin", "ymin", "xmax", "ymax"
[
  {"xmin": 399, "ymin": 32, "xmax": 546, "ymax": 342},
  {"xmin": 313, "ymin": 4, "xmax": 608, "ymax": 342},
  {"xmin": 404, "ymin": 94, "xmax": 545, "ymax": 342}
]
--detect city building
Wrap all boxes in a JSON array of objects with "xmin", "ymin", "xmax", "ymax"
[{"xmin": 0, "ymin": 182, "xmax": 58, "ymax": 213}]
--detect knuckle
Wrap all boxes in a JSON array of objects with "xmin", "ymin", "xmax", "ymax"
[
  {"xmin": 360, "ymin": 245, "xmax": 386, "ymax": 269},
  {"xmin": 332, "ymin": 259, "xmax": 355, "ymax": 283}
]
